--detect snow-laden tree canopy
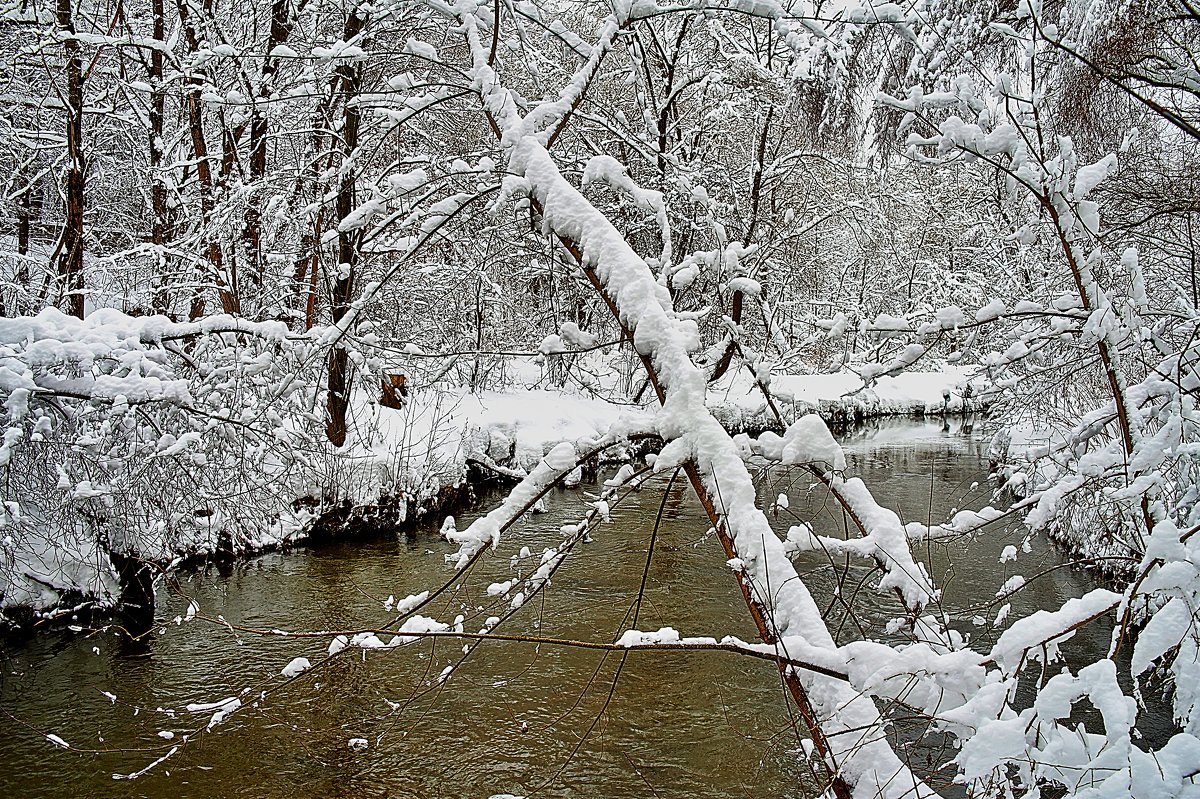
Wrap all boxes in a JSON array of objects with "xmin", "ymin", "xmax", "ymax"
[{"xmin": 1, "ymin": 0, "xmax": 1199, "ymax": 795}]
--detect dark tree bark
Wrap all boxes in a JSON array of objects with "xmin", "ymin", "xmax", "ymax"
[
  {"xmin": 16, "ymin": 175, "xmax": 32, "ymax": 258},
  {"xmin": 57, "ymin": 0, "xmax": 85, "ymax": 319},
  {"xmin": 148, "ymin": 0, "xmax": 171, "ymax": 314},
  {"xmin": 149, "ymin": 0, "xmax": 166, "ymax": 247},
  {"xmin": 288, "ymin": 109, "xmax": 332, "ymax": 331},
  {"xmin": 240, "ymin": 0, "xmax": 296, "ymax": 300},
  {"xmin": 175, "ymin": 0, "xmax": 239, "ymax": 318},
  {"xmin": 325, "ymin": 8, "xmax": 366, "ymax": 447},
  {"xmin": 108, "ymin": 550, "xmax": 156, "ymax": 637}
]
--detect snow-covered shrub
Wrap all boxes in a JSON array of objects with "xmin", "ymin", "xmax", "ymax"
[{"xmin": 0, "ymin": 308, "xmax": 447, "ymax": 623}]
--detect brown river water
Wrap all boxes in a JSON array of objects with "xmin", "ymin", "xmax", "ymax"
[{"xmin": 0, "ymin": 418, "xmax": 1149, "ymax": 798}]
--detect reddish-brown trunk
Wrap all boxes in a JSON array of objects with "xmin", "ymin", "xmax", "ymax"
[{"xmin": 175, "ymin": 0, "xmax": 239, "ymax": 318}]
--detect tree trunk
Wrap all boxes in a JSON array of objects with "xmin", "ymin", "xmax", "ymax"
[
  {"xmin": 240, "ymin": 0, "xmax": 295, "ymax": 302},
  {"xmin": 175, "ymin": 0, "xmax": 239, "ymax": 318},
  {"xmin": 16, "ymin": 172, "xmax": 31, "ymax": 258},
  {"xmin": 108, "ymin": 550, "xmax": 156, "ymax": 637},
  {"xmin": 149, "ymin": 0, "xmax": 166, "ymax": 247},
  {"xmin": 288, "ymin": 121, "xmax": 331, "ymax": 330},
  {"xmin": 325, "ymin": 9, "xmax": 365, "ymax": 447},
  {"xmin": 57, "ymin": 0, "xmax": 85, "ymax": 319},
  {"xmin": 148, "ymin": 0, "xmax": 170, "ymax": 314}
]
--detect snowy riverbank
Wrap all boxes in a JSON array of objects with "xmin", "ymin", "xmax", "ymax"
[
  {"xmin": 304, "ymin": 362, "xmax": 986, "ymax": 543},
  {"xmin": 352, "ymin": 364, "xmax": 982, "ymax": 481},
  {"xmin": 1, "ymin": 365, "xmax": 982, "ymax": 628}
]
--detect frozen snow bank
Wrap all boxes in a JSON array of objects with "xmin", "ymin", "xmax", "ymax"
[
  {"xmin": 706, "ymin": 366, "xmax": 983, "ymax": 432},
  {"xmin": 458, "ymin": 390, "xmax": 645, "ymax": 469}
]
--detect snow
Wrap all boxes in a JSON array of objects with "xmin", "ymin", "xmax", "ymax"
[
  {"xmin": 750, "ymin": 414, "xmax": 847, "ymax": 471},
  {"xmin": 1131, "ymin": 596, "xmax": 1191, "ymax": 677},
  {"xmin": 187, "ymin": 696, "xmax": 242, "ymax": 730},
  {"xmin": 988, "ymin": 588, "xmax": 1121, "ymax": 673},
  {"xmin": 1072, "ymin": 154, "xmax": 1118, "ymax": 201},
  {"xmin": 4, "ymin": 3, "xmax": 1194, "ymax": 795},
  {"xmin": 537, "ymin": 334, "xmax": 567, "ymax": 355},
  {"xmin": 444, "ymin": 441, "xmax": 582, "ymax": 567},
  {"xmin": 0, "ymin": 522, "xmax": 121, "ymax": 614},
  {"xmin": 995, "ymin": 575, "xmax": 1026, "ymax": 597},
  {"xmin": 486, "ymin": 580, "xmax": 514, "ymax": 596},
  {"xmin": 726, "ymin": 276, "xmax": 762, "ymax": 297},
  {"xmin": 280, "ymin": 657, "xmax": 311, "ymax": 678},
  {"xmin": 975, "ymin": 298, "xmax": 1006, "ymax": 322},
  {"xmin": 391, "ymin": 614, "xmax": 450, "ymax": 645},
  {"xmin": 447, "ymin": 389, "xmax": 649, "ymax": 470},
  {"xmin": 478, "ymin": 68, "xmax": 937, "ymax": 799},
  {"xmin": 186, "ymin": 697, "xmax": 240, "ymax": 713},
  {"xmin": 782, "ymin": 470, "xmax": 939, "ymax": 612},
  {"xmin": 391, "ymin": 591, "xmax": 428, "ymax": 615},
  {"xmin": 558, "ymin": 322, "xmax": 597, "ymax": 349},
  {"xmin": 706, "ymin": 365, "xmax": 978, "ymax": 432},
  {"xmin": 404, "ymin": 38, "xmax": 440, "ymax": 61},
  {"xmin": 616, "ymin": 627, "xmax": 682, "ymax": 647},
  {"xmin": 868, "ymin": 313, "xmax": 911, "ymax": 333},
  {"xmin": 112, "ymin": 745, "xmax": 180, "ymax": 781}
]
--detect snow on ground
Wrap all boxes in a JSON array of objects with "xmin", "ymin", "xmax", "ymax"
[
  {"xmin": 350, "ymin": 364, "xmax": 979, "ymax": 482},
  {"xmin": 457, "ymin": 389, "xmax": 645, "ymax": 466},
  {"xmin": 0, "ymin": 521, "xmax": 121, "ymax": 613},
  {"xmin": 341, "ymin": 365, "xmax": 979, "ymax": 499},
  {"xmin": 707, "ymin": 365, "xmax": 981, "ymax": 432},
  {"xmin": 1, "ymin": 362, "xmax": 979, "ymax": 621},
  {"xmin": 339, "ymin": 386, "xmax": 650, "ymax": 496}
]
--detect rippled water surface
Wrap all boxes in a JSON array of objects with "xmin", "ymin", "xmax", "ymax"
[{"xmin": 0, "ymin": 418, "xmax": 1121, "ymax": 798}]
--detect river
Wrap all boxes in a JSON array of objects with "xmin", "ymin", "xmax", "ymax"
[{"xmin": 0, "ymin": 418, "xmax": 1146, "ymax": 798}]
